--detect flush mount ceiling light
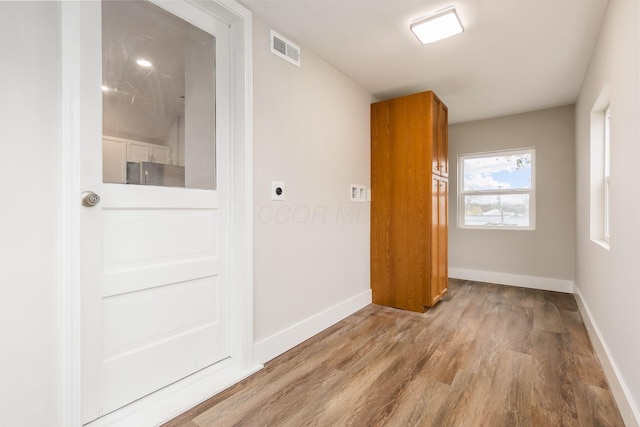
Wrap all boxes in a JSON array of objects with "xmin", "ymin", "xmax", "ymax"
[
  {"xmin": 136, "ymin": 58, "xmax": 153, "ymax": 68},
  {"xmin": 410, "ymin": 7, "xmax": 463, "ymax": 44}
]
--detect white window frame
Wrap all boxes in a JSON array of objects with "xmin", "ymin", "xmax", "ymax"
[
  {"xmin": 589, "ymin": 85, "xmax": 610, "ymax": 249},
  {"xmin": 604, "ymin": 105, "xmax": 611, "ymax": 242},
  {"xmin": 458, "ymin": 147, "xmax": 536, "ymax": 231}
]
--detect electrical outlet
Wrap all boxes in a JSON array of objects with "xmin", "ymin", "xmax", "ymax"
[
  {"xmin": 271, "ymin": 181, "xmax": 285, "ymax": 201},
  {"xmin": 350, "ymin": 184, "xmax": 366, "ymax": 202}
]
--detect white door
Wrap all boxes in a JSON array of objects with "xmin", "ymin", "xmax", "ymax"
[{"xmin": 79, "ymin": 1, "xmax": 231, "ymax": 422}]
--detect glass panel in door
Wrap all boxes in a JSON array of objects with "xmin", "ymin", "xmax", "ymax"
[{"xmin": 102, "ymin": 0, "xmax": 216, "ymax": 189}]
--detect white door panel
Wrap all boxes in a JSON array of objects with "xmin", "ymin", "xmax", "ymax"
[
  {"xmin": 102, "ymin": 209, "xmax": 219, "ymax": 270},
  {"xmin": 80, "ymin": 0, "xmax": 231, "ymax": 422},
  {"xmin": 100, "ymin": 185, "xmax": 219, "ymax": 208},
  {"xmin": 102, "ymin": 276, "xmax": 223, "ymax": 359},
  {"xmin": 102, "ymin": 258, "xmax": 220, "ymax": 296},
  {"xmin": 101, "ymin": 305, "xmax": 225, "ymax": 414}
]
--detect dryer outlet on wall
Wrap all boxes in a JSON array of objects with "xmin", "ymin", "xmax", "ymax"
[
  {"xmin": 271, "ymin": 181, "xmax": 285, "ymax": 201},
  {"xmin": 350, "ymin": 184, "xmax": 366, "ymax": 203}
]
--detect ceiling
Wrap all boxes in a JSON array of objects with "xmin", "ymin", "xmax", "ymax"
[
  {"xmin": 238, "ymin": 0, "xmax": 609, "ymax": 124},
  {"xmin": 102, "ymin": 0, "xmax": 214, "ymax": 143}
]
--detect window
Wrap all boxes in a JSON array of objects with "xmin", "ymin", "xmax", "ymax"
[
  {"xmin": 603, "ymin": 105, "xmax": 611, "ymax": 242},
  {"xmin": 458, "ymin": 148, "xmax": 535, "ymax": 230},
  {"xmin": 589, "ymin": 85, "xmax": 611, "ymax": 249}
]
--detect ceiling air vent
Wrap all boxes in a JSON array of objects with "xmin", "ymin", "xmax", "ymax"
[{"xmin": 270, "ymin": 30, "xmax": 301, "ymax": 67}]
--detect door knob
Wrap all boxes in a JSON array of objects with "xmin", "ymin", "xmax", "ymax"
[{"xmin": 82, "ymin": 191, "xmax": 101, "ymax": 207}]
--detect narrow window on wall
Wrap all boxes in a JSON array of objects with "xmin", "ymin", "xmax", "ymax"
[
  {"xmin": 603, "ymin": 105, "xmax": 611, "ymax": 242},
  {"xmin": 589, "ymin": 85, "xmax": 610, "ymax": 249},
  {"xmin": 458, "ymin": 148, "xmax": 536, "ymax": 230}
]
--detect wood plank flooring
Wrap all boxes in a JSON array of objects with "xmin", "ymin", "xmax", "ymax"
[{"xmin": 164, "ymin": 279, "xmax": 624, "ymax": 427}]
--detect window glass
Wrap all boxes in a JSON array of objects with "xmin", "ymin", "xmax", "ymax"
[
  {"xmin": 463, "ymin": 153, "xmax": 532, "ymax": 191},
  {"xmin": 589, "ymin": 87, "xmax": 611, "ymax": 248},
  {"xmin": 604, "ymin": 105, "xmax": 611, "ymax": 242},
  {"xmin": 459, "ymin": 148, "xmax": 535, "ymax": 230},
  {"xmin": 102, "ymin": 0, "xmax": 216, "ymax": 189}
]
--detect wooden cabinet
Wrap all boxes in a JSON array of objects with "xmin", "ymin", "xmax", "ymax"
[
  {"xmin": 102, "ymin": 137, "xmax": 127, "ymax": 183},
  {"xmin": 126, "ymin": 140, "xmax": 172, "ymax": 164},
  {"xmin": 432, "ymin": 100, "xmax": 448, "ymax": 178},
  {"xmin": 429, "ymin": 175, "xmax": 448, "ymax": 306},
  {"xmin": 102, "ymin": 136, "xmax": 174, "ymax": 184},
  {"xmin": 371, "ymin": 91, "xmax": 448, "ymax": 312},
  {"xmin": 127, "ymin": 140, "xmax": 150, "ymax": 163},
  {"xmin": 150, "ymin": 145, "xmax": 171, "ymax": 165}
]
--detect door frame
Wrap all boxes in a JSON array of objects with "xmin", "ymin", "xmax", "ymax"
[{"xmin": 58, "ymin": 1, "xmax": 256, "ymax": 425}]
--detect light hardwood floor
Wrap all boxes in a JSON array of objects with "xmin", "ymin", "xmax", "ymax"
[{"xmin": 164, "ymin": 279, "xmax": 625, "ymax": 426}]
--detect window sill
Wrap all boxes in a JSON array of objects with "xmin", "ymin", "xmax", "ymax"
[
  {"xmin": 459, "ymin": 225, "xmax": 535, "ymax": 231},
  {"xmin": 592, "ymin": 239, "xmax": 610, "ymax": 251}
]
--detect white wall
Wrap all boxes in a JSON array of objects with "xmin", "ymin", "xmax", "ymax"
[
  {"xmin": 164, "ymin": 116, "xmax": 184, "ymax": 166},
  {"xmin": 0, "ymin": 2, "xmax": 372, "ymax": 424},
  {"xmin": 184, "ymin": 41, "xmax": 216, "ymax": 189},
  {"xmin": 250, "ymin": 16, "xmax": 373, "ymax": 363},
  {"xmin": 0, "ymin": 2, "xmax": 60, "ymax": 426},
  {"xmin": 575, "ymin": 0, "xmax": 640, "ymax": 424},
  {"xmin": 11, "ymin": 2, "xmax": 638, "ymax": 425},
  {"xmin": 448, "ymin": 106, "xmax": 576, "ymax": 292}
]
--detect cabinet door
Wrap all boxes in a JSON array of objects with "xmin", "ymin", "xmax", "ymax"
[
  {"xmin": 432, "ymin": 103, "xmax": 441, "ymax": 176},
  {"xmin": 127, "ymin": 140, "xmax": 149, "ymax": 162},
  {"xmin": 429, "ymin": 176, "xmax": 441, "ymax": 305},
  {"xmin": 429, "ymin": 176, "xmax": 449, "ymax": 306},
  {"xmin": 437, "ymin": 101, "xmax": 449, "ymax": 178},
  {"xmin": 102, "ymin": 138, "xmax": 126, "ymax": 183},
  {"xmin": 151, "ymin": 146, "xmax": 171, "ymax": 165},
  {"xmin": 438, "ymin": 178, "xmax": 449, "ymax": 296},
  {"xmin": 431, "ymin": 100, "xmax": 448, "ymax": 177}
]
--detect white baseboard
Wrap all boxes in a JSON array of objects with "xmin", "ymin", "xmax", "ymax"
[
  {"xmin": 85, "ymin": 360, "xmax": 262, "ymax": 427},
  {"xmin": 253, "ymin": 289, "xmax": 372, "ymax": 364},
  {"xmin": 449, "ymin": 267, "xmax": 574, "ymax": 293},
  {"xmin": 574, "ymin": 286, "xmax": 640, "ymax": 427}
]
